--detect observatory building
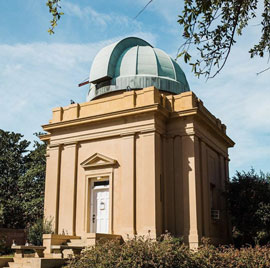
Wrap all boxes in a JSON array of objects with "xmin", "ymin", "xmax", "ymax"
[{"xmin": 41, "ymin": 37, "xmax": 234, "ymax": 251}]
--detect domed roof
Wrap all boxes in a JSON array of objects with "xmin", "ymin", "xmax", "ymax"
[{"xmin": 87, "ymin": 37, "xmax": 190, "ymax": 101}]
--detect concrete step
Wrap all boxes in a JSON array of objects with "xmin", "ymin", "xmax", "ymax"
[
  {"xmin": 66, "ymin": 237, "xmax": 85, "ymax": 247},
  {"xmin": 8, "ymin": 263, "xmax": 21, "ymax": 268},
  {"xmin": 13, "ymin": 258, "xmax": 31, "ymax": 264},
  {"xmin": 8, "ymin": 262, "xmax": 33, "ymax": 268},
  {"xmin": 12, "ymin": 258, "xmax": 24, "ymax": 264},
  {"xmin": 6, "ymin": 258, "xmax": 67, "ymax": 268},
  {"xmin": 68, "ymin": 238, "xmax": 84, "ymax": 244},
  {"xmin": 10, "ymin": 258, "xmax": 33, "ymax": 268},
  {"xmin": 66, "ymin": 242, "xmax": 85, "ymax": 247}
]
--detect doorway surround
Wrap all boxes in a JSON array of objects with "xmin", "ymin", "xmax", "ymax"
[{"xmin": 80, "ymin": 153, "xmax": 118, "ymax": 235}]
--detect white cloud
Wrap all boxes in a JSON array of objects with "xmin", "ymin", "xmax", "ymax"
[{"xmin": 62, "ymin": 1, "xmax": 142, "ymax": 29}]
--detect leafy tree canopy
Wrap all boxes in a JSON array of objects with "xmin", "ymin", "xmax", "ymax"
[
  {"xmin": 0, "ymin": 129, "xmax": 46, "ymax": 229},
  {"xmin": 227, "ymin": 169, "xmax": 270, "ymax": 246},
  {"xmin": 46, "ymin": 0, "xmax": 270, "ymax": 78},
  {"xmin": 178, "ymin": 0, "xmax": 270, "ymax": 78},
  {"xmin": 18, "ymin": 140, "xmax": 46, "ymax": 226},
  {"xmin": 0, "ymin": 130, "xmax": 29, "ymax": 228}
]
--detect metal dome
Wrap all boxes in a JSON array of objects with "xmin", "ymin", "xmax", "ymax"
[{"xmin": 87, "ymin": 37, "xmax": 190, "ymax": 101}]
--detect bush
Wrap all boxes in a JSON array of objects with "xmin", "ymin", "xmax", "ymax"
[
  {"xmin": 27, "ymin": 218, "xmax": 53, "ymax": 246},
  {"xmin": 195, "ymin": 239, "xmax": 270, "ymax": 267},
  {"xmin": 0, "ymin": 235, "xmax": 7, "ymax": 256},
  {"xmin": 65, "ymin": 235, "xmax": 270, "ymax": 268},
  {"xmin": 65, "ymin": 234, "xmax": 196, "ymax": 268},
  {"xmin": 0, "ymin": 235, "xmax": 12, "ymax": 256}
]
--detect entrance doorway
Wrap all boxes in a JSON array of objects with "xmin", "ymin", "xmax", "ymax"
[{"xmin": 90, "ymin": 179, "xmax": 109, "ymax": 233}]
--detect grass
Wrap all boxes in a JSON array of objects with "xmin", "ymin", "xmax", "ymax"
[{"xmin": 0, "ymin": 254, "xmax": 14, "ymax": 258}]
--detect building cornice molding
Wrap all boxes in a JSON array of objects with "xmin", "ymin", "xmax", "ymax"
[
  {"xmin": 194, "ymin": 111, "xmax": 234, "ymax": 148},
  {"xmin": 41, "ymin": 88, "xmax": 234, "ymax": 149},
  {"xmin": 43, "ymin": 104, "xmax": 161, "ymax": 132}
]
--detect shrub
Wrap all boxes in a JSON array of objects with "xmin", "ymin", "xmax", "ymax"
[
  {"xmin": 65, "ymin": 234, "xmax": 197, "ymax": 268},
  {"xmin": 0, "ymin": 235, "xmax": 7, "ymax": 256},
  {"xmin": 195, "ymin": 242, "xmax": 270, "ymax": 268},
  {"xmin": 27, "ymin": 218, "xmax": 53, "ymax": 246},
  {"xmin": 65, "ymin": 235, "xmax": 270, "ymax": 268},
  {"xmin": 0, "ymin": 234, "xmax": 12, "ymax": 256}
]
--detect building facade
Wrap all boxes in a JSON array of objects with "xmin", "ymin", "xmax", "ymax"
[{"xmin": 41, "ymin": 37, "xmax": 234, "ymax": 249}]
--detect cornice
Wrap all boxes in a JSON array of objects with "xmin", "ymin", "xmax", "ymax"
[
  {"xmin": 43, "ymin": 104, "xmax": 161, "ymax": 132},
  {"xmin": 195, "ymin": 110, "xmax": 234, "ymax": 147},
  {"xmin": 41, "ymin": 88, "xmax": 234, "ymax": 149}
]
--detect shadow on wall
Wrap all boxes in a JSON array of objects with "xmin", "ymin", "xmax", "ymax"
[{"xmin": 0, "ymin": 228, "xmax": 27, "ymax": 247}]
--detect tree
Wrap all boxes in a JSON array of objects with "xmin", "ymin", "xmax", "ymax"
[
  {"xmin": 178, "ymin": 0, "xmax": 270, "ymax": 78},
  {"xmin": 46, "ymin": 0, "xmax": 270, "ymax": 78},
  {"xmin": 18, "ymin": 140, "xmax": 46, "ymax": 227},
  {"xmin": 0, "ymin": 130, "xmax": 46, "ymax": 229},
  {"xmin": 227, "ymin": 169, "xmax": 270, "ymax": 246},
  {"xmin": 0, "ymin": 130, "xmax": 30, "ymax": 228}
]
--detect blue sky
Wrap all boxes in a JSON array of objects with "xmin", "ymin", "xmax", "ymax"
[{"xmin": 0, "ymin": 0, "xmax": 269, "ymax": 176}]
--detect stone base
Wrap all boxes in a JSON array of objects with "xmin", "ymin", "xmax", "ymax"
[{"xmin": 43, "ymin": 234, "xmax": 80, "ymax": 257}]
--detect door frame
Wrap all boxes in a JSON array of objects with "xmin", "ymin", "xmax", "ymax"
[
  {"xmin": 84, "ymin": 168, "xmax": 114, "ymax": 234},
  {"xmin": 90, "ymin": 178, "xmax": 110, "ymax": 233}
]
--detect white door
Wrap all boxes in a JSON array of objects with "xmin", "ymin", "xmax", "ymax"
[{"xmin": 91, "ymin": 187, "xmax": 109, "ymax": 233}]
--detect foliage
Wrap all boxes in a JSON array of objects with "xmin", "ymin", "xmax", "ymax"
[
  {"xmin": 18, "ymin": 140, "xmax": 46, "ymax": 227},
  {"xmin": 27, "ymin": 218, "xmax": 54, "ymax": 246},
  {"xmin": 46, "ymin": 0, "xmax": 64, "ymax": 34},
  {"xmin": 227, "ymin": 169, "xmax": 270, "ymax": 246},
  {"xmin": 0, "ymin": 204, "xmax": 4, "ymax": 227},
  {"xmin": 0, "ymin": 233, "xmax": 12, "ymax": 256},
  {"xmin": 66, "ymin": 234, "xmax": 197, "ymax": 268},
  {"xmin": 0, "ymin": 235, "xmax": 9, "ymax": 256},
  {"xmin": 65, "ymin": 235, "xmax": 270, "ymax": 268},
  {"xmin": 178, "ymin": 0, "xmax": 270, "ymax": 78},
  {"xmin": 0, "ymin": 129, "xmax": 46, "ymax": 229},
  {"xmin": 0, "ymin": 130, "xmax": 30, "ymax": 228},
  {"xmin": 195, "ymin": 239, "xmax": 270, "ymax": 268},
  {"xmin": 255, "ymin": 202, "xmax": 270, "ymax": 244}
]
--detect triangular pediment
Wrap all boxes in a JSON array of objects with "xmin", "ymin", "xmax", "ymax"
[{"xmin": 80, "ymin": 153, "xmax": 117, "ymax": 169}]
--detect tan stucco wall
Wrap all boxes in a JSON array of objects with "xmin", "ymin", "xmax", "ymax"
[{"xmin": 41, "ymin": 87, "xmax": 234, "ymax": 248}]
